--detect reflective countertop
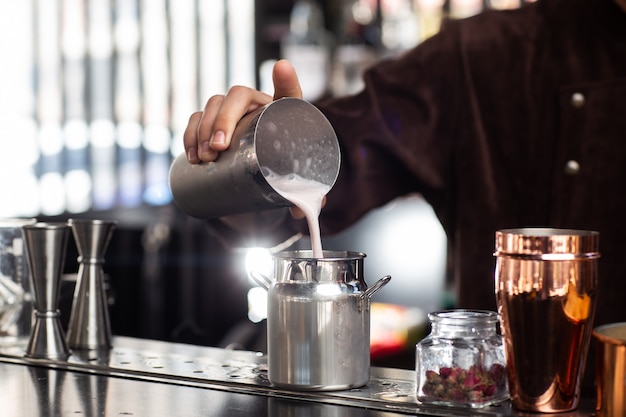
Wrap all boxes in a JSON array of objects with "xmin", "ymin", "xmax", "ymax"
[{"xmin": 0, "ymin": 337, "xmax": 595, "ymax": 416}]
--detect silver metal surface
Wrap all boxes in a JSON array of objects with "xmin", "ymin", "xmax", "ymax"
[
  {"xmin": 169, "ymin": 97, "xmax": 341, "ymax": 219},
  {"xmin": 66, "ymin": 218, "xmax": 117, "ymax": 350},
  {"xmin": 22, "ymin": 222, "xmax": 71, "ymax": 360},
  {"xmin": 0, "ymin": 336, "xmax": 597, "ymax": 416},
  {"xmin": 0, "ymin": 360, "xmax": 404, "ymax": 417}
]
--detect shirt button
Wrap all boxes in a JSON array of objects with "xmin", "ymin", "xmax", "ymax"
[
  {"xmin": 565, "ymin": 160, "xmax": 580, "ymax": 175},
  {"xmin": 571, "ymin": 92, "xmax": 586, "ymax": 108}
]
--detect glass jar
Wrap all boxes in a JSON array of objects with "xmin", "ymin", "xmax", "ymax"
[{"xmin": 415, "ymin": 310, "xmax": 509, "ymax": 408}]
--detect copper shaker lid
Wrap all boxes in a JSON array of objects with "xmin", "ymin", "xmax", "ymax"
[{"xmin": 494, "ymin": 228, "xmax": 600, "ymax": 260}]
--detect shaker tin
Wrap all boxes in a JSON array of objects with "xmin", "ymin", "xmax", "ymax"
[
  {"xmin": 169, "ymin": 97, "xmax": 341, "ymax": 219},
  {"xmin": 494, "ymin": 228, "xmax": 600, "ymax": 412}
]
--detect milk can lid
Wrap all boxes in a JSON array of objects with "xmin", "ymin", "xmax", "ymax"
[{"xmin": 494, "ymin": 228, "xmax": 600, "ymax": 260}]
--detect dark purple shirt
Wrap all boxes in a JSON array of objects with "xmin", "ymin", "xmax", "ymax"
[{"xmin": 312, "ymin": 0, "xmax": 626, "ymax": 333}]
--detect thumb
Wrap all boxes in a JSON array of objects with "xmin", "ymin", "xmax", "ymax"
[{"xmin": 272, "ymin": 59, "xmax": 303, "ymax": 100}]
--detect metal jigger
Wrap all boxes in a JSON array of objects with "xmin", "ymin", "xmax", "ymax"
[
  {"xmin": 22, "ymin": 222, "xmax": 71, "ymax": 360},
  {"xmin": 66, "ymin": 219, "xmax": 116, "ymax": 350}
]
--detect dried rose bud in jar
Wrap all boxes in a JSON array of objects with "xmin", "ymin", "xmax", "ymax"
[{"xmin": 415, "ymin": 310, "xmax": 509, "ymax": 408}]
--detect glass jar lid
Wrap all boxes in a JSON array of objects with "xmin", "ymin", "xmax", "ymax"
[
  {"xmin": 428, "ymin": 309, "xmax": 499, "ymax": 336},
  {"xmin": 428, "ymin": 309, "xmax": 498, "ymax": 324}
]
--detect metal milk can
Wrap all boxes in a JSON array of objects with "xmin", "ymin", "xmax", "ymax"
[{"xmin": 253, "ymin": 250, "xmax": 391, "ymax": 391}]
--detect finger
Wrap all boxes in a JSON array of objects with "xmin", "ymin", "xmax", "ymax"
[
  {"xmin": 289, "ymin": 206, "xmax": 306, "ymax": 220},
  {"xmin": 200, "ymin": 86, "xmax": 272, "ymax": 161},
  {"xmin": 183, "ymin": 111, "xmax": 203, "ymax": 163},
  {"xmin": 196, "ymin": 95, "xmax": 225, "ymax": 162},
  {"xmin": 272, "ymin": 59, "xmax": 303, "ymax": 100}
]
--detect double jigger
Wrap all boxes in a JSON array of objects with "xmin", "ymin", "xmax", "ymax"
[{"xmin": 22, "ymin": 219, "xmax": 116, "ymax": 360}]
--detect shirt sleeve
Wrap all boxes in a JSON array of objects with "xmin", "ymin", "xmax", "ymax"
[{"xmin": 310, "ymin": 23, "xmax": 465, "ymax": 235}]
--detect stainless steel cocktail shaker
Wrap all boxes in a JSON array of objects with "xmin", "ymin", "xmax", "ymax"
[{"xmin": 169, "ymin": 97, "xmax": 341, "ymax": 219}]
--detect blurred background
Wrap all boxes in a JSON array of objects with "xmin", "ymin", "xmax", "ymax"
[{"xmin": 0, "ymin": 0, "xmax": 528, "ymax": 367}]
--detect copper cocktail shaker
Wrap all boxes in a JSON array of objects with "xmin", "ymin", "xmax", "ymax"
[
  {"xmin": 494, "ymin": 228, "xmax": 599, "ymax": 412},
  {"xmin": 593, "ymin": 322, "xmax": 626, "ymax": 417}
]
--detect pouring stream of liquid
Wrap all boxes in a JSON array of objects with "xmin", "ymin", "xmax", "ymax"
[{"xmin": 265, "ymin": 173, "xmax": 330, "ymax": 258}]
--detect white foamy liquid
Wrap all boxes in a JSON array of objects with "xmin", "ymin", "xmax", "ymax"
[{"xmin": 265, "ymin": 172, "xmax": 330, "ymax": 258}]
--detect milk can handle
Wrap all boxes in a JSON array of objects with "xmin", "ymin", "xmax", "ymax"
[
  {"xmin": 357, "ymin": 275, "xmax": 391, "ymax": 312},
  {"xmin": 362, "ymin": 275, "xmax": 392, "ymax": 300}
]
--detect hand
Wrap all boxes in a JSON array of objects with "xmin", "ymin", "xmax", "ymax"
[{"xmin": 183, "ymin": 59, "xmax": 303, "ymax": 164}]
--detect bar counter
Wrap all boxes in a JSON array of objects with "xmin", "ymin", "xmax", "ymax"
[{"xmin": 0, "ymin": 337, "xmax": 595, "ymax": 416}]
